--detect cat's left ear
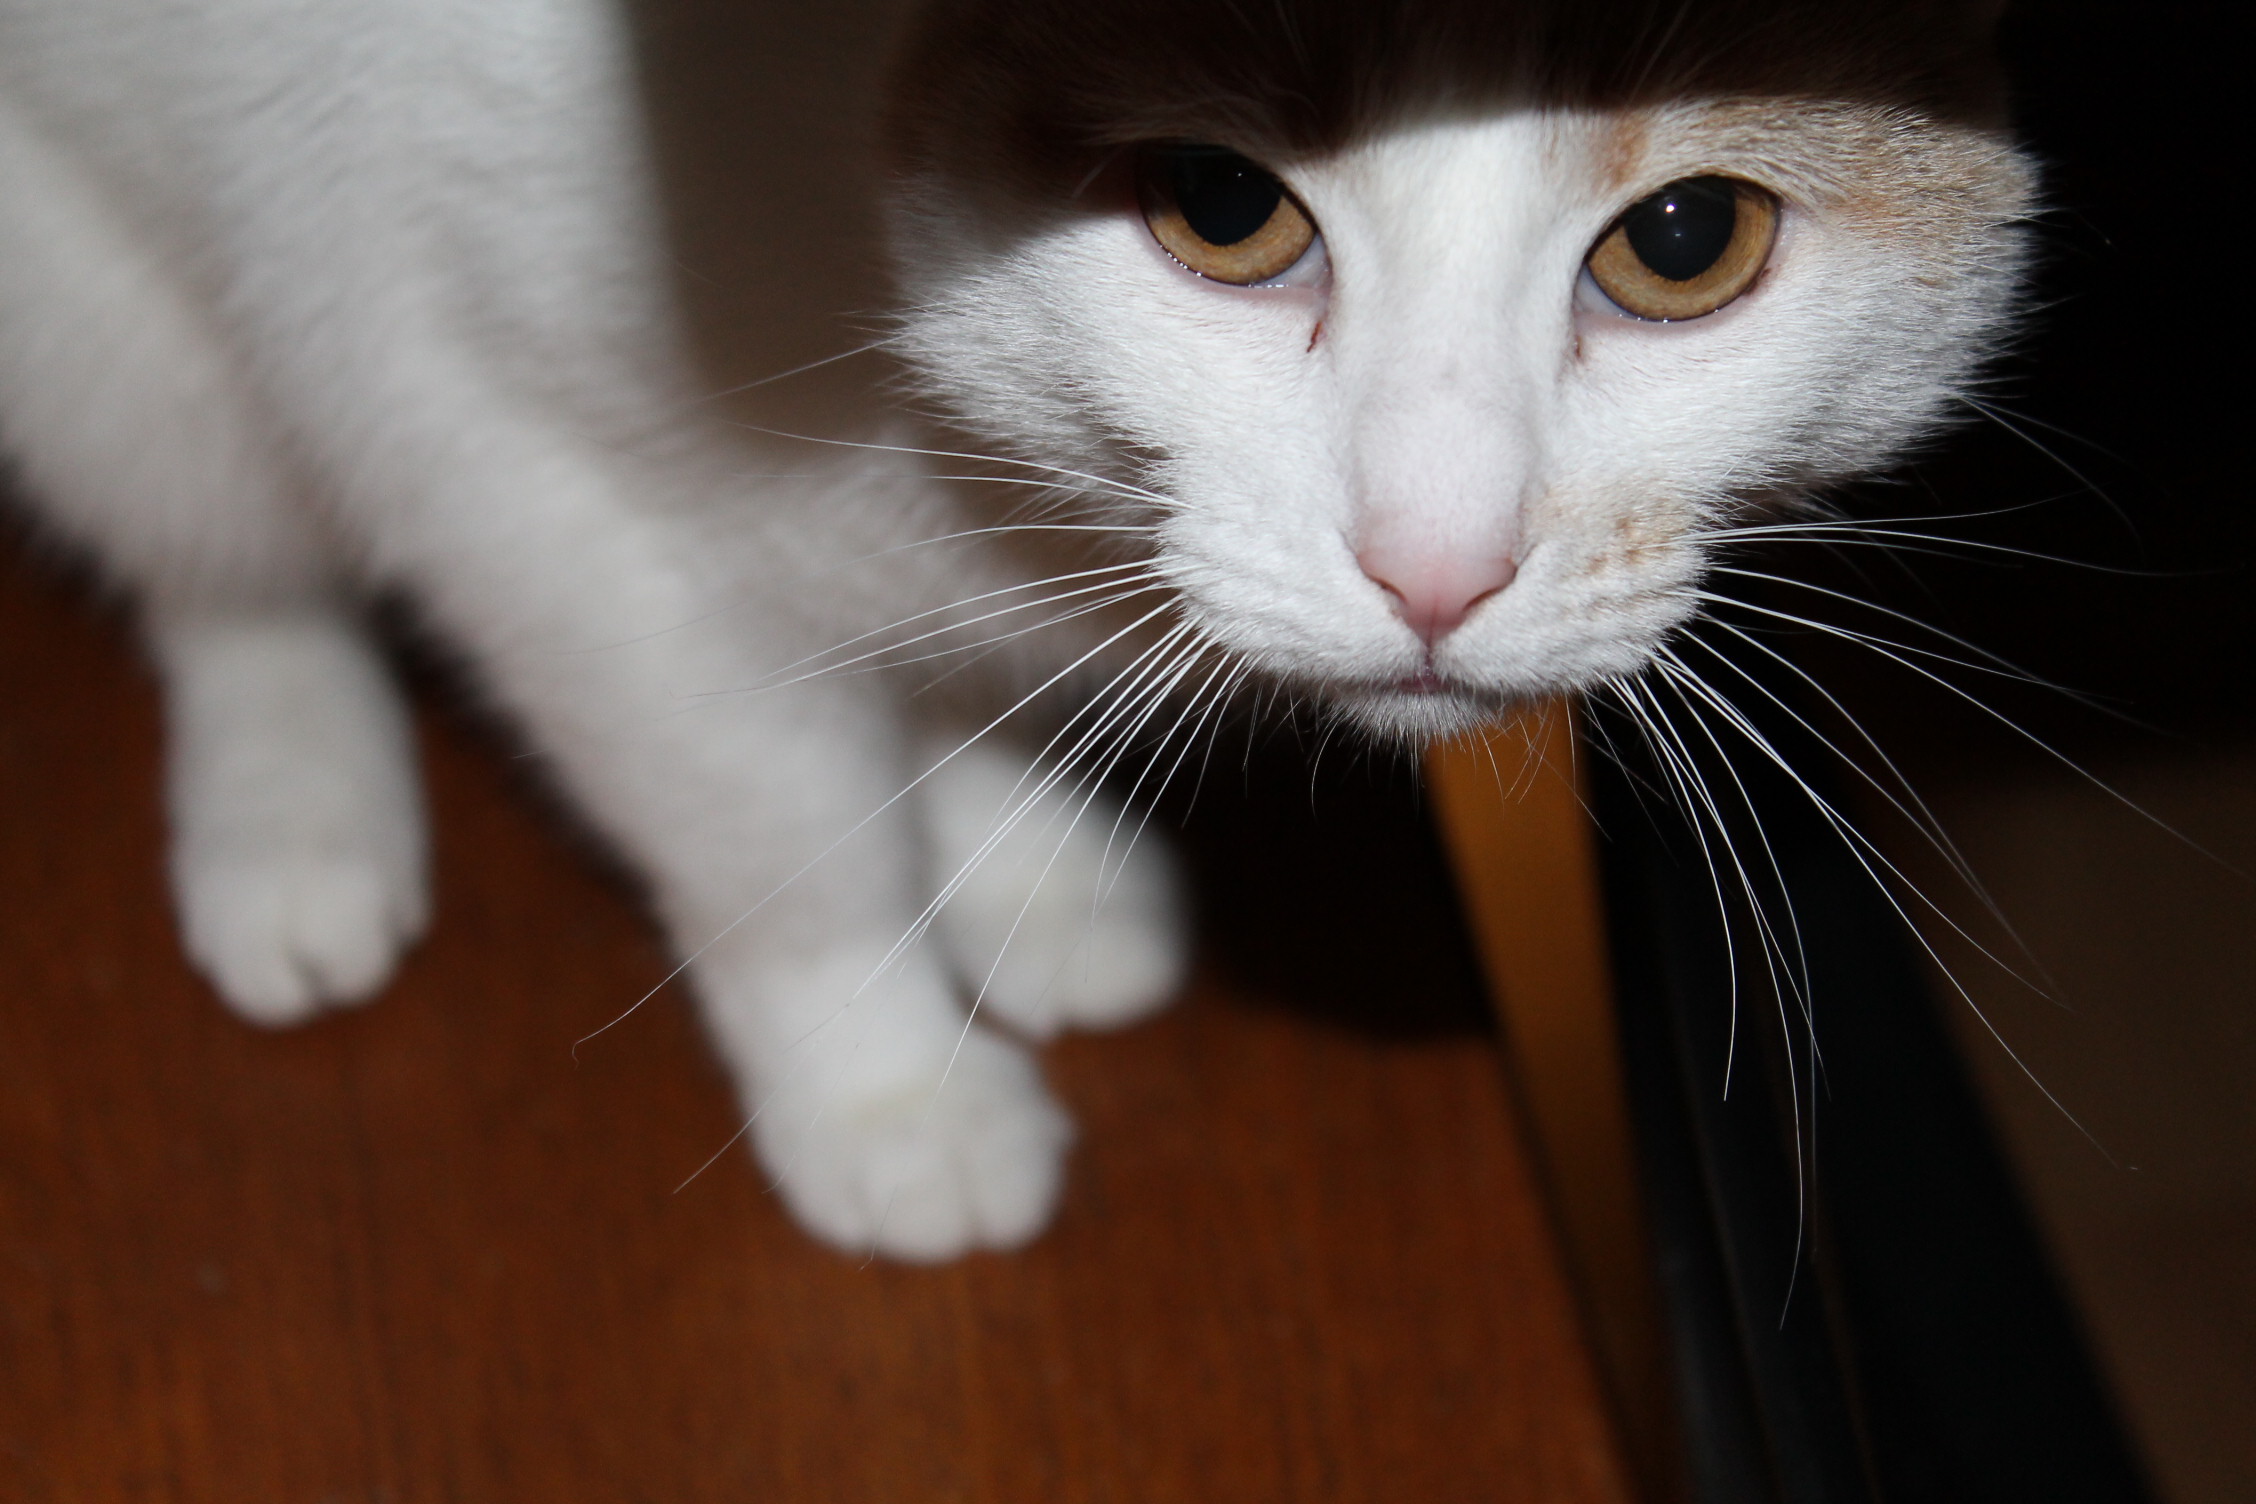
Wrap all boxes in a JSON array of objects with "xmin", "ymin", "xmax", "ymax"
[
  {"xmin": 1875, "ymin": 0, "xmax": 2021, "ymax": 120},
  {"xmin": 1961, "ymin": 0, "xmax": 2018, "ymax": 40},
  {"xmin": 1884, "ymin": 0, "xmax": 2014, "ymax": 31}
]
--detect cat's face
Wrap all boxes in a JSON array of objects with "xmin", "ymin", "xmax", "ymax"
[{"xmin": 885, "ymin": 0, "xmax": 2030, "ymax": 740}]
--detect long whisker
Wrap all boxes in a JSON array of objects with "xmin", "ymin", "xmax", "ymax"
[
  {"xmin": 711, "ymin": 472, "xmax": 1154, "ymax": 522},
  {"xmin": 1610, "ymin": 674, "xmax": 1771, "ymax": 1096},
  {"xmin": 1700, "ymin": 571, "xmax": 2069, "ymax": 689},
  {"xmin": 894, "ymin": 590, "xmax": 1161, "ymax": 691},
  {"xmin": 1632, "ymin": 666, "xmax": 1836, "ymax": 1287},
  {"xmin": 799, "ymin": 582, "xmax": 1164, "ymax": 692},
  {"xmin": 954, "ymin": 637, "xmax": 1217, "ymax": 1018},
  {"xmin": 883, "ymin": 651, "xmax": 1206, "ymax": 1060},
  {"xmin": 1699, "ymin": 518, "xmax": 2162, "ymax": 576},
  {"xmin": 1651, "ymin": 656, "xmax": 1822, "ymax": 1019},
  {"xmin": 845, "ymin": 520, "xmax": 1155, "ymax": 564},
  {"xmin": 1637, "ymin": 666, "xmax": 1819, "ymax": 1067},
  {"xmin": 722, "ymin": 419, "xmax": 1174, "ymax": 511},
  {"xmin": 686, "ymin": 624, "xmax": 1202, "ymax": 1202},
  {"xmin": 1179, "ymin": 659, "xmax": 1263, "ymax": 820},
  {"xmin": 1686, "ymin": 622, "xmax": 2054, "ymax": 993},
  {"xmin": 1646, "ymin": 645, "xmax": 2115, "ymax": 1160},
  {"xmin": 688, "ymin": 333, "xmax": 906, "ymax": 406},
  {"xmin": 777, "ymin": 621, "xmax": 1205, "ymax": 1167},
  {"xmin": 707, "ymin": 563, "xmax": 1163, "ymax": 695},
  {"xmin": 571, "ymin": 600, "xmax": 1179, "ymax": 1053},
  {"xmin": 889, "ymin": 635, "xmax": 1226, "ymax": 1241},
  {"xmin": 870, "ymin": 621, "xmax": 1204, "ymax": 987},
  {"xmin": 1659, "ymin": 642, "xmax": 1984, "ymax": 967},
  {"xmin": 1692, "ymin": 591, "xmax": 2230, "ymax": 864},
  {"xmin": 1066, "ymin": 651, "xmax": 1251, "ymax": 980},
  {"xmin": 1957, "ymin": 393, "xmax": 2134, "ymax": 535},
  {"xmin": 1094, "ymin": 649, "xmax": 1248, "ymax": 912}
]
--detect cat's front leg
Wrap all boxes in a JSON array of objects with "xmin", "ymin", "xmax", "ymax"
[
  {"xmin": 357, "ymin": 405, "xmax": 1080, "ymax": 1257},
  {"xmin": 476, "ymin": 619, "xmax": 1078, "ymax": 1261},
  {"xmin": 632, "ymin": 702, "xmax": 1078, "ymax": 1261}
]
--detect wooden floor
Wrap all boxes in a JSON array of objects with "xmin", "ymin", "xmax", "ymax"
[{"xmin": 0, "ymin": 541, "xmax": 1630, "ymax": 1501}]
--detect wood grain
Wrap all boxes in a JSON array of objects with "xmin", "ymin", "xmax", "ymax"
[
  {"xmin": 1427, "ymin": 709, "xmax": 1674, "ymax": 1503},
  {"xmin": 0, "ymin": 540, "xmax": 1632, "ymax": 1502}
]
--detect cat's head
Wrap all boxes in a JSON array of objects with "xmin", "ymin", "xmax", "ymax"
[{"xmin": 882, "ymin": 0, "xmax": 2031, "ymax": 741}]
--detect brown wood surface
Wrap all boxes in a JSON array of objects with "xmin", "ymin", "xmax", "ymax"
[
  {"xmin": 1427, "ymin": 713, "xmax": 1675, "ymax": 1503},
  {"xmin": 0, "ymin": 539, "xmax": 1632, "ymax": 1502}
]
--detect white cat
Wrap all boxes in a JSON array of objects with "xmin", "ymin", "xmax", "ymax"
[{"xmin": 0, "ymin": 0, "xmax": 2029, "ymax": 1259}]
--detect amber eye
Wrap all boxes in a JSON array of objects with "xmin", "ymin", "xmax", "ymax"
[
  {"xmin": 1137, "ymin": 145, "xmax": 1317, "ymax": 286},
  {"xmin": 1586, "ymin": 176, "xmax": 1778, "ymax": 321}
]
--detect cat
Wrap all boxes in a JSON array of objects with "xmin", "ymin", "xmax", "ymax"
[{"xmin": 0, "ymin": 0, "xmax": 2029, "ymax": 1260}]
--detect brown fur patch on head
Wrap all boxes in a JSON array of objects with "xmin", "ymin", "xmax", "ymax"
[
  {"xmin": 1615, "ymin": 98, "xmax": 2033, "ymax": 256},
  {"xmin": 1596, "ymin": 111, "xmax": 1651, "ymax": 193}
]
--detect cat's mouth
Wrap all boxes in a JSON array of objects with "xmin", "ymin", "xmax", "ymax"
[
  {"xmin": 1347, "ymin": 660, "xmax": 1484, "ymax": 706},
  {"xmin": 1395, "ymin": 668, "xmax": 1449, "ymax": 695},
  {"xmin": 1318, "ymin": 669, "xmax": 1507, "ymax": 745}
]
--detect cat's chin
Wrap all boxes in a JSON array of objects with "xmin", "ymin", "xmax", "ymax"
[{"xmin": 1321, "ymin": 677, "xmax": 1521, "ymax": 747}]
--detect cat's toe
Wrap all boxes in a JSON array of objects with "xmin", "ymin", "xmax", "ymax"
[
  {"xmin": 174, "ymin": 847, "xmax": 430, "ymax": 1027},
  {"xmin": 754, "ymin": 1024, "xmax": 1074, "ymax": 1262}
]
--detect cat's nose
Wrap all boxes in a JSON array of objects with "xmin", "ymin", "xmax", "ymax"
[{"xmin": 1356, "ymin": 546, "xmax": 1519, "ymax": 647}]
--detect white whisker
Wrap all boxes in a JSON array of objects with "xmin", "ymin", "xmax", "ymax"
[
  {"xmin": 1093, "ymin": 649, "xmax": 1248, "ymax": 913},
  {"xmin": 1700, "ymin": 570, "xmax": 2080, "ymax": 691},
  {"xmin": 1635, "ymin": 666, "xmax": 1830, "ymax": 1276},
  {"xmin": 869, "ymin": 622, "xmax": 1203, "ymax": 988},
  {"xmin": 688, "ymin": 334, "xmax": 906, "ymax": 406},
  {"xmin": 956, "ymin": 638, "xmax": 1214, "ymax": 1018},
  {"xmin": 709, "ymin": 564, "xmax": 1164, "ymax": 697},
  {"xmin": 571, "ymin": 600, "xmax": 1179, "ymax": 1054},
  {"xmin": 1645, "ymin": 643, "xmax": 2115, "ymax": 1162},
  {"xmin": 721, "ymin": 419, "xmax": 1175, "ymax": 511},
  {"xmin": 1689, "ymin": 590, "xmax": 2224, "ymax": 862},
  {"xmin": 1686, "ymin": 623, "xmax": 2053, "ymax": 992}
]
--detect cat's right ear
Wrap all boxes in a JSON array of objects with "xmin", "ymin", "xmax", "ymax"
[
  {"xmin": 1905, "ymin": 0, "xmax": 2018, "ymax": 45},
  {"xmin": 1965, "ymin": 0, "xmax": 2016, "ymax": 35}
]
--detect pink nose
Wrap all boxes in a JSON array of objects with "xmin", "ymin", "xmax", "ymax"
[{"xmin": 1357, "ymin": 546, "xmax": 1519, "ymax": 647}]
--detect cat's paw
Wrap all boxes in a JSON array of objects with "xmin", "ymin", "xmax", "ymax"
[
  {"xmin": 752, "ymin": 1022, "xmax": 1074, "ymax": 1262},
  {"xmin": 153, "ymin": 610, "xmax": 429, "ymax": 1028},
  {"xmin": 923, "ymin": 741, "xmax": 1190, "ymax": 1040},
  {"xmin": 175, "ymin": 843, "xmax": 430, "ymax": 1027}
]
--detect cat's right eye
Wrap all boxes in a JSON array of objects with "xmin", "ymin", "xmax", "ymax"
[
  {"xmin": 1585, "ymin": 176, "xmax": 1778, "ymax": 321},
  {"xmin": 1137, "ymin": 146, "xmax": 1317, "ymax": 286}
]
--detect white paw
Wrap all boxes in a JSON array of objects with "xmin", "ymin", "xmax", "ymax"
[
  {"xmin": 175, "ymin": 844, "xmax": 429, "ymax": 1027},
  {"xmin": 753, "ymin": 1022, "xmax": 1073, "ymax": 1263},
  {"xmin": 923, "ymin": 741, "xmax": 1190, "ymax": 1040},
  {"xmin": 152, "ymin": 609, "xmax": 428, "ymax": 1028}
]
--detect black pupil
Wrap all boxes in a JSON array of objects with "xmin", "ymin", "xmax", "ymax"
[
  {"xmin": 1621, "ymin": 177, "xmax": 1739, "ymax": 282},
  {"xmin": 1167, "ymin": 149, "xmax": 1283, "ymax": 247}
]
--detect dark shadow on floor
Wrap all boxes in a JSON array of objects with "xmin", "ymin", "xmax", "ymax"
[{"xmin": 1166, "ymin": 721, "xmax": 1493, "ymax": 1041}]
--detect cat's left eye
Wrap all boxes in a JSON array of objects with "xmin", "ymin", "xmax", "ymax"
[
  {"xmin": 1137, "ymin": 145, "xmax": 1317, "ymax": 286},
  {"xmin": 1585, "ymin": 176, "xmax": 1778, "ymax": 321}
]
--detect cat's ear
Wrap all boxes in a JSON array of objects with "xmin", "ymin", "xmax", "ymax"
[
  {"xmin": 1812, "ymin": 0, "xmax": 2014, "ymax": 38},
  {"xmin": 1785, "ymin": 0, "xmax": 2018, "ymax": 122},
  {"xmin": 1917, "ymin": 0, "xmax": 2022, "ymax": 119},
  {"xmin": 1938, "ymin": 0, "xmax": 2017, "ymax": 41}
]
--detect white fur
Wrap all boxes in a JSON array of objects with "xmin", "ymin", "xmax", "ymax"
[
  {"xmin": 151, "ymin": 605, "xmax": 428, "ymax": 1025},
  {"xmin": 0, "ymin": 0, "xmax": 2025, "ymax": 1257},
  {"xmin": 924, "ymin": 737, "xmax": 1188, "ymax": 1038},
  {"xmin": 892, "ymin": 106, "xmax": 2028, "ymax": 741}
]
